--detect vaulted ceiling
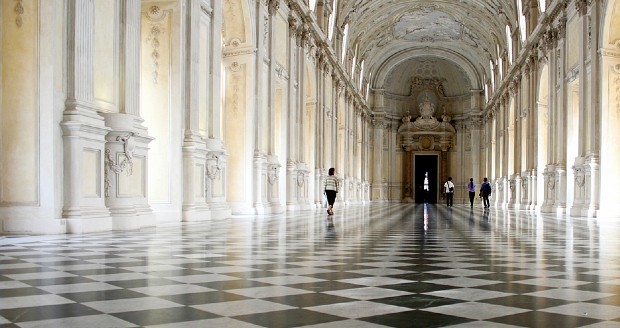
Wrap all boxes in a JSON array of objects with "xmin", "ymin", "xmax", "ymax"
[{"xmin": 335, "ymin": 0, "xmax": 521, "ymax": 96}]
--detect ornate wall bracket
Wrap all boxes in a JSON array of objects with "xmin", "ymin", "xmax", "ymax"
[
  {"xmin": 268, "ymin": 164, "xmax": 281, "ymax": 185},
  {"xmin": 104, "ymin": 133, "xmax": 136, "ymax": 197},
  {"xmin": 206, "ymin": 154, "xmax": 222, "ymax": 180}
]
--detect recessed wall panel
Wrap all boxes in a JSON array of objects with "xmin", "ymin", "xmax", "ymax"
[{"xmin": 1, "ymin": 0, "xmax": 38, "ymax": 204}]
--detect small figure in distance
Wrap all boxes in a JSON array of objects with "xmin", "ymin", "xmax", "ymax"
[
  {"xmin": 480, "ymin": 177, "xmax": 492, "ymax": 208},
  {"xmin": 467, "ymin": 178, "xmax": 476, "ymax": 207},
  {"xmin": 444, "ymin": 176, "xmax": 454, "ymax": 207},
  {"xmin": 324, "ymin": 168, "xmax": 339, "ymax": 215}
]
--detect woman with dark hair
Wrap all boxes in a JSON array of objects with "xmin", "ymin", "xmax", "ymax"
[
  {"xmin": 324, "ymin": 168, "xmax": 339, "ymax": 215},
  {"xmin": 467, "ymin": 178, "xmax": 476, "ymax": 207}
]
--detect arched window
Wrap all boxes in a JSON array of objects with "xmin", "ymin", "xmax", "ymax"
[
  {"xmin": 517, "ymin": 0, "xmax": 527, "ymax": 42},
  {"xmin": 341, "ymin": 23, "xmax": 349, "ymax": 63},
  {"xmin": 506, "ymin": 25, "xmax": 512, "ymax": 64},
  {"xmin": 309, "ymin": 0, "xmax": 317, "ymax": 11},
  {"xmin": 359, "ymin": 60, "xmax": 365, "ymax": 90},
  {"xmin": 490, "ymin": 60, "xmax": 495, "ymax": 90},
  {"xmin": 328, "ymin": 0, "xmax": 338, "ymax": 40}
]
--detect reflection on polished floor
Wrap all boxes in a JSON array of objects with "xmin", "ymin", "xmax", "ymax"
[{"xmin": 1, "ymin": 204, "xmax": 619, "ymax": 327}]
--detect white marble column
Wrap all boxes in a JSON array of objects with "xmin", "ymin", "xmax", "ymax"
[
  {"xmin": 554, "ymin": 15, "xmax": 568, "ymax": 215},
  {"xmin": 541, "ymin": 29, "xmax": 557, "ymax": 213},
  {"xmin": 180, "ymin": 0, "xmax": 210, "ymax": 221},
  {"xmin": 205, "ymin": 0, "xmax": 230, "ymax": 218},
  {"xmin": 371, "ymin": 88, "xmax": 387, "ymax": 201},
  {"xmin": 286, "ymin": 14, "xmax": 299, "ymax": 211},
  {"xmin": 61, "ymin": 0, "xmax": 112, "ymax": 233},
  {"xmin": 571, "ymin": 3, "xmax": 589, "ymax": 216},
  {"xmin": 586, "ymin": 0, "xmax": 601, "ymax": 217}
]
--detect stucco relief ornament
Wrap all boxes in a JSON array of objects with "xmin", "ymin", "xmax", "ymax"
[
  {"xmin": 104, "ymin": 134, "xmax": 136, "ymax": 198},
  {"xmin": 296, "ymin": 172, "xmax": 305, "ymax": 187},
  {"xmin": 14, "ymin": 0, "xmax": 24, "ymax": 28},
  {"xmin": 268, "ymin": 164, "xmax": 280, "ymax": 185},
  {"xmin": 547, "ymin": 173, "xmax": 556, "ymax": 190},
  {"xmin": 573, "ymin": 166, "xmax": 585, "ymax": 188},
  {"xmin": 206, "ymin": 155, "xmax": 221, "ymax": 180}
]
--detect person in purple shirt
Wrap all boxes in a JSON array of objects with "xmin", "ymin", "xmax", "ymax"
[{"xmin": 467, "ymin": 178, "xmax": 476, "ymax": 207}]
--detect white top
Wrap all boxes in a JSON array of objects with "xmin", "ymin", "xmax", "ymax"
[
  {"xmin": 324, "ymin": 175, "xmax": 339, "ymax": 192},
  {"xmin": 444, "ymin": 181, "xmax": 454, "ymax": 193},
  {"xmin": 423, "ymin": 177, "xmax": 429, "ymax": 191}
]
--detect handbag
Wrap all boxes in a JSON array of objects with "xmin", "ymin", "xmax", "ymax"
[{"xmin": 322, "ymin": 191, "xmax": 328, "ymax": 208}]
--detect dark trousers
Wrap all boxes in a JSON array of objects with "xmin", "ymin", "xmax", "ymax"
[
  {"xmin": 469, "ymin": 191, "xmax": 475, "ymax": 206},
  {"xmin": 325, "ymin": 190, "xmax": 337, "ymax": 206},
  {"xmin": 446, "ymin": 192, "xmax": 453, "ymax": 207},
  {"xmin": 482, "ymin": 195, "xmax": 490, "ymax": 207}
]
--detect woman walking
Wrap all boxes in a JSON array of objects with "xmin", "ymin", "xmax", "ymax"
[
  {"xmin": 324, "ymin": 168, "xmax": 339, "ymax": 215},
  {"xmin": 467, "ymin": 178, "xmax": 476, "ymax": 207}
]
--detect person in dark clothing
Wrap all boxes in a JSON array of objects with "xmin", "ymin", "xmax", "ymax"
[{"xmin": 480, "ymin": 177, "xmax": 492, "ymax": 208}]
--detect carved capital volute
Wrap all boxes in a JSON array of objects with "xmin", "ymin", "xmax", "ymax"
[
  {"xmin": 575, "ymin": 0, "xmax": 588, "ymax": 16},
  {"xmin": 268, "ymin": 0, "xmax": 280, "ymax": 15}
]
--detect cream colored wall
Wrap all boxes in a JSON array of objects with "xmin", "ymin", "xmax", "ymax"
[
  {"xmin": 199, "ymin": 21, "xmax": 209, "ymax": 135},
  {"xmin": 140, "ymin": 9, "xmax": 172, "ymax": 203},
  {"xmin": 606, "ymin": 0, "xmax": 620, "ymax": 44},
  {"xmin": 94, "ymin": 0, "xmax": 116, "ymax": 111},
  {"xmin": 275, "ymin": 15, "xmax": 288, "ymax": 67},
  {"xmin": 224, "ymin": 67, "xmax": 248, "ymax": 203},
  {"xmin": 1, "ymin": 0, "xmax": 38, "ymax": 204},
  {"xmin": 222, "ymin": 0, "xmax": 246, "ymax": 44},
  {"xmin": 567, "ymin": 16, "xmax": 580, "ymax": 70}
]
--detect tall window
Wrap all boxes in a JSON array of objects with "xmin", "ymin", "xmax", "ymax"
[
  {"xmin": 539, "ymin": 0, "xmax": 546, "ymax": 12},
  {"xmin": 328, "ymin": 0, "xmax": 338, "ymax": 40},
  {"xmin": 490, "ymin": 60, "xmax": 495, "ymax": 90},
  {"xmin": 309, "ymin": 0, "xmax": 317, "ymax": 11},
  {"xmin": 506, "ymin": 25, "xmax": 512, "ymax": 64},
  {"xmin": 517, "ymin": 0, "xmax": 527, "ymax": 42},
  {"xmin": 359, "ymin": 60, "xmax": 365, "ymax": 89},
  {"xmin": 341, "ymin": 23, "xmax": 349, "ymax": 63}
]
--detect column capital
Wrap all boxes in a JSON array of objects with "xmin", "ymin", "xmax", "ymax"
[
  {"xmin": 268, "ymin": 0, "xmax": 280, "ymax": 15},
  {"xmin": 575, "ymin": 0, "xmax": 588, "ymax": 16}
]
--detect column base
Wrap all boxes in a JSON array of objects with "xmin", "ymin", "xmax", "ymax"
[{"xmin": 182, "ymin": 206, "xmax": 211, "ymax": 222}]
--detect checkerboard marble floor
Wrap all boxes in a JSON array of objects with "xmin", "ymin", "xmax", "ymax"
[{"xmin": 1, "ymin": 204, "xmax": 620, "ymax": 327}]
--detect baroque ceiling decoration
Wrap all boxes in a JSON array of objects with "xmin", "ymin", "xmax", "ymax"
[{"xmin": 336, "ymin": 0, "xmax": 518, "ymax": 93}]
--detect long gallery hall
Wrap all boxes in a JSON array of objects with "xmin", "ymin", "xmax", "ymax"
[
  {"xmin": 1, "ymin": 204, "xmax": 619, "ymax": 327},
  {"xmin": 1, "ymin": 0, "xmax": 620, "ymax": 326}
]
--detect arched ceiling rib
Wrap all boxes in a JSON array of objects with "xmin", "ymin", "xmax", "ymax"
[{"xmin": 334, "ymin": 0, "xmax": 519, "ymax": 93}]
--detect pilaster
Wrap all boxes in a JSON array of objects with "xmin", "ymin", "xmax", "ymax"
[{"xmin": 61, "ymin": 0, "xmax": 112, "ymax": 233}]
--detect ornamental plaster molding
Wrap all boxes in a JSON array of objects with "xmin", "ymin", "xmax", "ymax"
[
  {"xmin": 268, "ymin": 0, "xmax": 280, "ymax": 15},
  {"xmin": 200, "ymin": 1, "xmax": 212, "ymax": 16},
  {"xmin": 575, "ymin": 0, "xmax": 588, "ymax": 16},
  {"xmin": 14, "ymin": 0, "xmax": 24, "ymax": 28},
  {"xmin": 268, "ymin": 163, "xmax": 281, "ymax": 185},
  {"xmin": 573, "ymin": 165, "xmax": 585, "ymax": 188},
  {"xmin": 145, "ymin": 6, "xmax": 169, "ymax": 85},
  {"xmin": 206, "ymin": 154, "xmax": 222, "ymax": 180},
  {"xmin": 104, "ymin": 133, "xmax": 136, "ymax": 198}
]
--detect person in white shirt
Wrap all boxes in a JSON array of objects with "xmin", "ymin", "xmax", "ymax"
[
  {"xmin": 423, "ymin": 172, "xmax": 429, "ymax": 203},
  {"xmin": 443, "ymin": 176, "xmax": 454, "ymax": 207},
  {"xmin": 324, "ymin": 168, "xmax": 339, "ymax": 215}
]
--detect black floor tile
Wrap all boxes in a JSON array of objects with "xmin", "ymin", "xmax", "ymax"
[
  {"xmin": 0, "ymin": 303, "xmax": 101, "ymax": 322},
  {"xmin": 489, "ymin": 310, "xmax": 601, "ymax": 328},
  {"xmin": 111, "ymin": 306, "xmax": 220, "ymax": 326},
  {"xmin": 233, "ymin": 308, "xmax": 344, "ymax": 327},
  {"xmin": 480, "ymin": 294, "xmax": 574, "ymax": 310},
  {"xmin": 360, "ymin": 309, "xmax": 472, "ymax": 328},
  {"xmin": 58, "ymin": 288, "xmax": 148, "ymax": 302},
  {"xmin": 265, "ymin": 292, "xmax": 354, "ymax": 307},
  {"xmin": 159, "ymin": 290, "xmax": 250, "ymax": 305}
]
